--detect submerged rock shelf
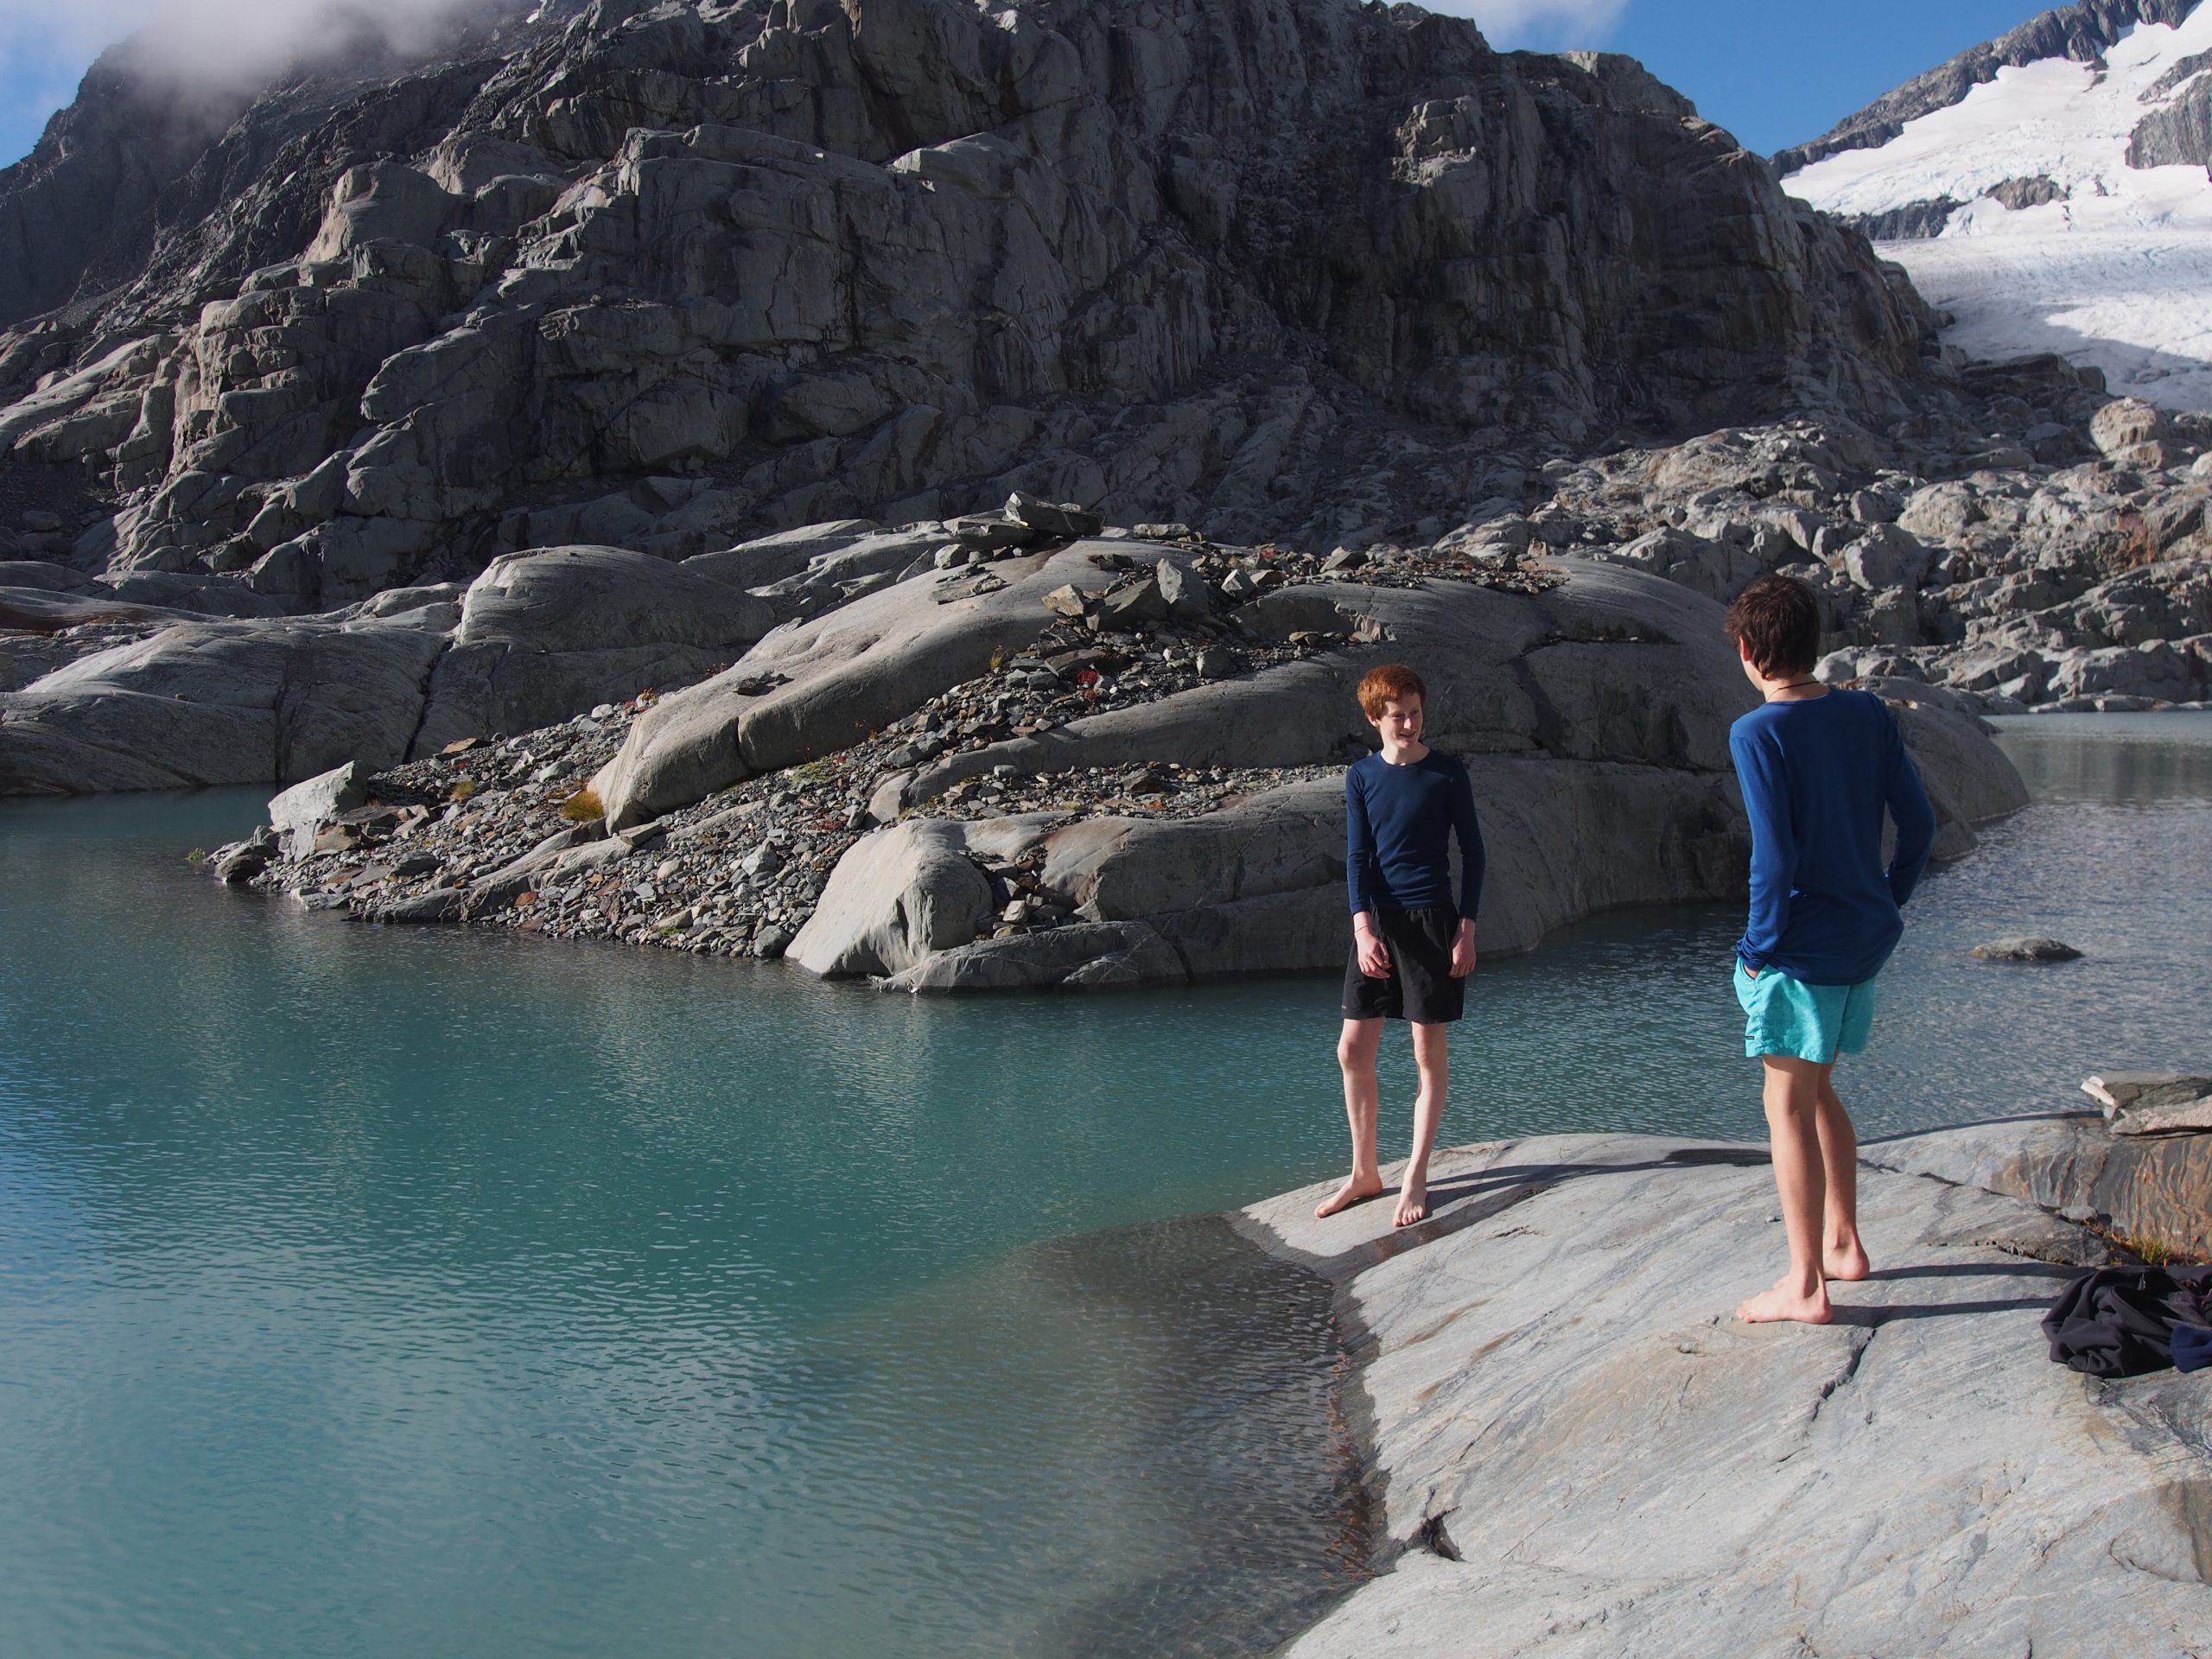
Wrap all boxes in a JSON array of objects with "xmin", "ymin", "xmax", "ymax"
[{"xmin": 1241, "ymin": 1125, "xmax": 2211, "ymax": 1657}]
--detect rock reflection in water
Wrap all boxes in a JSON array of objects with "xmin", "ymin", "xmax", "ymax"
[{"xmin": 791, "ymin": 1216, "xmax": 1375, "ymax": 1658}]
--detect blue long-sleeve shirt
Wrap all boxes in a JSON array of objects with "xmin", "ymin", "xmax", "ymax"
[
  {"xmin": 1345, "ymin": 749, "xmax": 1485, "ymax": 917},
  {"xmin": 1729, "ymin": 690, "xmax": 1937, "ymax": 986}
]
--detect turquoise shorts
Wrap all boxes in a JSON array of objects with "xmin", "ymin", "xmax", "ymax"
[{"xmin": 1733, "ymin": 962, "xmax": 1876, "ymax": 1065}]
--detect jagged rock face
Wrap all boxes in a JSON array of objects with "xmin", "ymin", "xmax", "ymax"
[
  {"xmin": 2129, "ymin": 66, "xmax": 2212, "ymax": 166},
  {"xmin": 1773, "ymin": 0, "xmax": 2201, "ymax": 175},
  {"xmin": 0, "ymin": 0, "xmax": 1928, "ymax": 610},
  {"xmin": 0, "ymin": 3, "xmax": 554, "ymax": 332}
]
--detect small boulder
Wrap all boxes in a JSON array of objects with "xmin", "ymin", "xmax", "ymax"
[
  {"xmin": 1103, "ymin": 575, "xmax": 1168, "ymax": 626},
  {"xmin": 2083, "ymin": 1071, "xmax": 2212, "ymax": 1135},
  {"xmin": 2089, "ymin": 397, "xmax": 2168, "ymax": 461},
  {"xmin": 269, "ymin": 760, "xmax": 369, "ymax": 857},
  {"xmin": 1005, "ymin": 492, "xmax": 1103, "ymax": 539},
  {"xmin": 378, "ymin": 887, "xmax": 464, "ymax": 924},
  {"xmin": 1155, "ymin": 559, "xmax": 1210, "ymax": 621},
  {"xmin": 1841, "ymin": 524, "xmax": 1932, "ymax": 592},
  {"xmin": 214, "ymin": 849, "xmax": 269, "ymax": 886},
  {"xmin": 1968, "ymin": 937, "xmax": 2082, "ymax": 963},
  {"xmin": 789, "ymin": 821, "xmax": 995, "ymax": 977},
  {"xmin": 1042, "ymin": 583, "xmax": 1089, "ymax": 618}
]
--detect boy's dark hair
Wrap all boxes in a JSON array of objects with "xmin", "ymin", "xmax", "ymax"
[
  {"xmin": 1725, "ymin": 575, "xmax": 1821, "ymax": 677},
  {"xmin": 1357, "ymin": 664, "xmax": 1427, "ymax": 719}
]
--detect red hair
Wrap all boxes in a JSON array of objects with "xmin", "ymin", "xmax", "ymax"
[{"xmin": 1357, "ymin": 664, "xmax": 1426, "ymax": 719}]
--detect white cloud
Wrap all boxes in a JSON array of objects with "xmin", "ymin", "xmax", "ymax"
[
  {"xmin": 1416, "ymin": 0, "xmax": 1630, "ymax": 51},
  {"xmin": 0, "ymin": 0, "xmax": 507, "ymax": 99}
]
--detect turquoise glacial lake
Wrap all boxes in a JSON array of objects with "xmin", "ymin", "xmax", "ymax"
[{"xmin": 2, "ymin": 714, "xmax": 2207, "ymax": 1657}]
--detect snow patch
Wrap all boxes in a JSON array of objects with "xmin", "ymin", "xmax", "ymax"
[{"xmin": 1782, "ymin": 8, "xmax": 2212, "ymax": 410}]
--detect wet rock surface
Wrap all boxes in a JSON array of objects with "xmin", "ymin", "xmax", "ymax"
[{"xmin": 1243, "ymin": 1124, "xmax": 2211, "ymax": 1657}]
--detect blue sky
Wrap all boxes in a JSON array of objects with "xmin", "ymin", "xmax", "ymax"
[{"xmin": 0, "ymin": 1, "xmax": 2065, "ymax": 172}]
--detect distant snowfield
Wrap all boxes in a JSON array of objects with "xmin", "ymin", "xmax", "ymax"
[{"xmin": 1783, "ymin": 6, "xmax": 2212, "ymax": 410}]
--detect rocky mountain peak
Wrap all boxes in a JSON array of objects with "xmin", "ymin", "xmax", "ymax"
[{"xmin": 0, "ymin": 0, "xmax": 1931, "ymax": 613}]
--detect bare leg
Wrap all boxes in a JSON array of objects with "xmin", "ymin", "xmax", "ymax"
[
  {"xmin": 1736, "ymin": 1056, "xmax": 1835, "ymax": 1325},
  {"xmin": 1815, "ymin": 1075, "xmax": 1871, "ymax": 1281},
  {"xmin": 1318, "ymin": 1019, "xmax": 1387, "ymax": 1217},
  {"xmin": 1395, "ymin": 1023, "xmax": 1450, "ymax": 1226}
]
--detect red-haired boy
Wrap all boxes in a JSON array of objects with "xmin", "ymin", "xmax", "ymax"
[{"xmin": 1319, "ymin": 664, "xmax": 1484, "ymax": 1226}]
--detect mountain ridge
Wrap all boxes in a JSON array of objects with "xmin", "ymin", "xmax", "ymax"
[
  {"xmin": 0, "ymin": 0, "xmax": 1931, "ymax": 610},
  {"xmin": 1773, "ymin": 0, "xmax": 2202, "ymax": 175}
]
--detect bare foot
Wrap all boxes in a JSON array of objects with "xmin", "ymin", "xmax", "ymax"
[
  {"xmin": 1315, "ymin": 1173, "xmax": 1385, "ymax": 1218},
  {"xmin": 1734, "ymin": 1278, "xmax": 1834, "ymax": 1325},
  {"xmin": 1394, "ymin": 1169, "xmax": 1429, "ymax": 1228},
  {"xmin": 1823, "ymin": 1239, "xmax": 1872, "ymax": 1282}
]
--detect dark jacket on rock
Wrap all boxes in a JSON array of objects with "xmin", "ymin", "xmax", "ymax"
[{"xmin": 2042, "ymin": 1263, "xmax": 2212, "ymax": 1377}]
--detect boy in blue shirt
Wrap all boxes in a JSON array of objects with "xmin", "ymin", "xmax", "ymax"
[
  {"xmin": 1725, "ymin": 575, "xmax": 1936, "ymax": 1325},
  {"xmin": 1317, "ymin": 664, "xmax": 1484, "ymax": 1228}
]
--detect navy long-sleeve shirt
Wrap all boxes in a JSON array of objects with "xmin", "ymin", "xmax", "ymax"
[
  {"xmin": 1345, "ymin": 749, "xmax": 1485, "ymax": 917},
  {"xmin": 1729, "ymin": 690, "xmax": 1937, "ymax": 986}
]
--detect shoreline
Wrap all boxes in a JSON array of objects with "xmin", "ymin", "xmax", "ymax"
[{"xmin": 1235, "ymin": 1117, "xmax": 2211, "ymax": 1656}]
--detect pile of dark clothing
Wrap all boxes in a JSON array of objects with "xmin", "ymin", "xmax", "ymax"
[{"xmin": 2043, "ymin": 1264, "xmax": 2212, "ymax": 1378}]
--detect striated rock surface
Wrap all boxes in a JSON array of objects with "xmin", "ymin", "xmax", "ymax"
[
  {"xmin": 0, "ymin": 0, "xmax": 1929, "ymax": 607},
  {"xmin": 1241, "ymin": 1126, "xmax": 2211, "ymax": 1657},
  {"xmin": 1870, "ymin": 1112, "xmax": 2212, "ymax": 1257}
]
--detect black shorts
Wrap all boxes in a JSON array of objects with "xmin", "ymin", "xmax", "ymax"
[{"xmin": 1342, "ymin": 906, "xmax": 1465, "ymax": 1025}]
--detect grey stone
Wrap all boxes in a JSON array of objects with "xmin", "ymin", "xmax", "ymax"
[
  {"xmin": 1, "ymin": 621, "xmax": 443, "ymax": 795},
  {"xmin": 2082, "ymin": 1071, "xmax": 2212, "ymax": 1136},
  {"xmin": 377, "ymin": 887, "xmax": 465, "ymax": 925},
  {"xmin": 1102, "ymin": 575, "xmax": 1170, "ymax": 626},
  {"xmin": 2090, "ymin": 397, "xmax": 2171, "ymax": 461},
  {"xmin": 1842, "ymin": 524, "xmax": 1934, "ymax": 592},
  {"xmin": 789, "ymin": 820, "xmax": 995, "ymax": 978},
  {"xmin": 214, "ymin": 849, "xmax": 269, "ymax": 885},
  {"xmin": 1968, "ymin": 937, "xmax": 2083, "ymax": 963},
  {"xmin": 268, "ymin": 761, "xmax": 369, "ymax": 857},
  {"xmin": 1004, "ymin": 493, "xmax": 1102, "ymax": 539}
]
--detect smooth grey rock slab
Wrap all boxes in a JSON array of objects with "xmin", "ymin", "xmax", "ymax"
[
  {"xmin": 0, "ymin": 621, "xmax": 442, "ymax": 793},
  {"xmin": 593, "ymin": 541, "xmax": 1121, "ymax": 828},
  {"xmin": 1244, "ymin": 1128, "xmax": 2209, "ymax": 1658},
  {"xmin": 409, "ymin": 544, "xmax": 775, "ymax": 753}
]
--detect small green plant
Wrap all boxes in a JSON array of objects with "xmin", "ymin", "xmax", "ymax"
[
  {"xmin": 448, "ymin": 778, "xmax": 479, "ymax": 802},
  {"xmin": 2084, "ymin": 1217, "xmax": 2205, "ymax": 1268},
  {"xmin": 2120, "ymin": 1230, "xmax": 2198, "ymax": 1268},
  {"xmin": 186, "ymin": 848, "xmax": 209, "ymax": 865},
  {"xmin": 561, "ymin": 788, "xmax": 606, "ymax": 823}
]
